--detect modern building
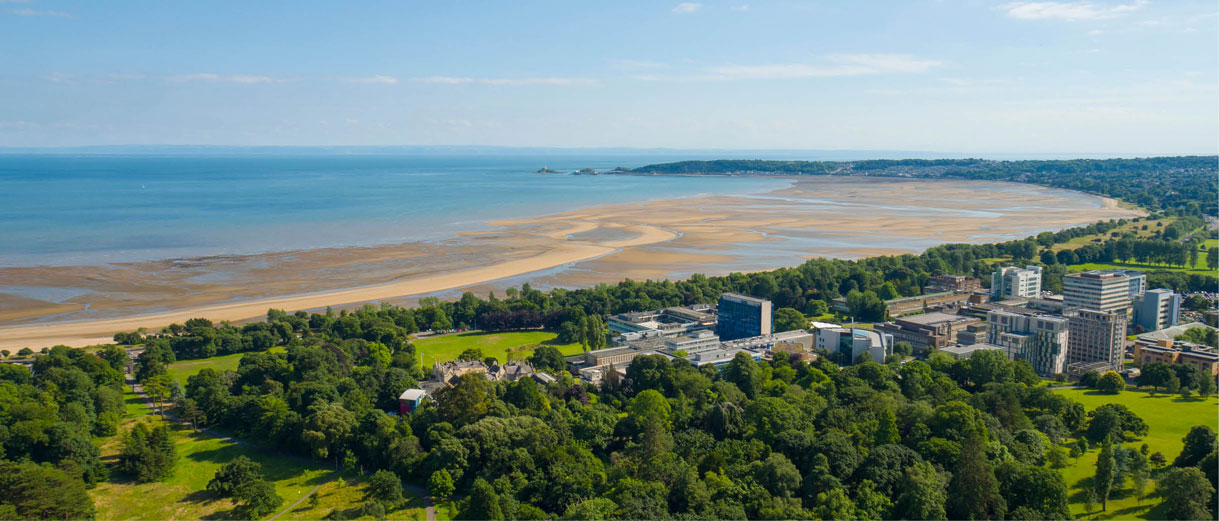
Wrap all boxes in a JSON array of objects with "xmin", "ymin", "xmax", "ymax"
[
  {"xmin": 815, "ymin": 327, "xmax": 893, "ymax": 364},
  {"xmin": 663, "ymin": 330, "xmax": 722, "ymax": 353},
  {"xmin": 831, "ymin": 291, "xmax": 971, "ymax": 318},
  {"xmin": 986, "ymin": 308, "xmax": 1070, "ymax": 376},
  {"xmin": 924, "ymin": 275, "xmax": 983, "ymax": 293},
  {"xmin": 1064, "ymin": 308, "xmax": 1128, "ymax": 373},
  {"xmin": 955, "ymin": 322, "xmax": 989, "ymax": 346},
  {"xmin": 1134, "ymin": 339, "xmax": 1219, "ymax": 378},
  {"xmin": 1063, "ymin": 271, "xmax": 1134, "ymax": 314},
  {"xmin": 720, "ymin": 329, "xmax": 815, "ymax": 352},
  {"xmin": 1132, "ymin": 288, "xmax": 1181, "ymax": 332},
  {"xmin": 608, "ymin": 304, "xmax": 716, "ymax": 341},
  {"xmin": 717, "ymin": 293, "xmax": 773, "ymax": 341},
  {"xmin": 873, "ymin": 312, "xmax": 982, "ymax": 352},
  {"xmin": 940, "ymin": 343, "xmax": 1007, "ymax": 360},
  {"xmin": 991, "ymin": 266, "xmax": 1043, "ymax": 300}
]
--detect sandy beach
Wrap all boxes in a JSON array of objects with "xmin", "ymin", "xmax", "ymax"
[{"xmin": 0, "ymin": 177, "xmax": 1142, "ymax": 349}]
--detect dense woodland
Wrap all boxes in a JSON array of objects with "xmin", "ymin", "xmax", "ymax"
[{"xmin": 2, "ymin": 157, "xmax": 1218, "ymax": 520}]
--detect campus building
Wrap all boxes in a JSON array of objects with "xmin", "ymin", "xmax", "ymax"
[
  {"xmin": 815, "ymin": 327, "xmax": 893, "ymax": 364},
  {"xmin": 991, "ymin": 266, "xmax": 1043, "ymax": 300},
  {"xmin": 1063, "ymin": 271, "xmax": 1134, "ymax": 314},
  {"xmin": 1064, "ymin": 308, "xmax": 1128, "ymax": 373},
  {"xmin": 1134, "ymin": 339, "xmax": 1219, "ymax": 378},
  {"xmin": 873, "ymin": 312, "xmax": 982, "ymax": 352},
  {"xmin": 1132, "ymin": 288, "xmax": 1181, "ymax": 332},
  {"xmin": 924, "ymin": 275, "xmax": 983, "ymax": 293},
  {"xmin": 717, "ymin": 293, "xmax": 773, "ymax": 341},
  {"xmin": 986, "ymin": 308, "xmax": 1070, "ymax": 376}
]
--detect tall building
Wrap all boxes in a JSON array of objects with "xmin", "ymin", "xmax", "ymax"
[
  {"xmin": 1132, "ymin": 288, "xmax": 1181, "ymax": 332},
  {"xmin": 1106, "ymin": 269, "xmax": 1147, "ymax": 298},
  {"xmin": 717, "ymin": 293, "xmax": 773, "ymax": 341},
  {"xmin": 1063, "ymin": 271, "xmax": 1134, "ymax": 314},
  {"xmin": 991, "ymin": 266, "xmax": 1043, "ymax": 300},
  {"xmin": 986, "ymin": 308, "xmax": 1070, "ymax": 376},
  {"xmin": 1064, "ymin": 308, "xmax": 1127, "ymax": 372}
]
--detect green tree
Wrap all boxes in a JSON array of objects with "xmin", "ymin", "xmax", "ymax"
[
  {"xmin": 995, "ymin": 461, "xmax": 1071, "ymax": 520},
  {"xmin": 0, "ymin": 461, "xmax": 95, "ymax": 520},
  {"xmin": 947, "ymin": 432, "xmax": 1005, "ymax": 520},
  {"xmin": 366, "ymin": 470, "xmax": 404, "ymax": 508},
  {"xmin": 118, "ymin": 422, "xmax": 175, "ymax": 482},
  {"xmin": 301, "ymin": 400, "xmax": 356, "ymax": 465},
  {"xmin": 755, "ymin": 453, "xmax": 801, "ymax": 498},
  {"xmin": 773, "ymin": 307, "xmax": 807, "ymax": 332},
  {"xmin": 561, "ymin": 498, "xmax": 617, "ymax": 521},
  {"xmin": 428, "ymin": 469, "xmax": 455, "ymax": 502},
  {"xmin": 1174, "ymin": 425, "xmax": 1217, "ymax": 468},
  {"xmin": 142, "ymin": 373, "xmax": 175, "ymax": 421},
  {"xmin": 1094, "ymin": 437, "xmax": 1117, "ymax": 511},
  {"xmin": 208, "ymin": 456, "xmax": 283, "ymax": 518},
  {"xmin": 1096, "ymin": 371, "xmax": 1126, "ymax": 394},
  {"xmin": 528, "ymin": 346, "xmax": 566, "ymax": 372},
  {"xmin": 460, "ymin": 478, "xmax": 503, "ymax": 521},
  {"xmin": 874, "ymin": 407, "xmax": 901, "ymax": 446},
  {"xmin": 892, "ymin": 461, "xmax": 946, "ymax": 521},
  {"xmin": 1158, "ymin": 467, "xmax": 1216, "ymax": 520}
]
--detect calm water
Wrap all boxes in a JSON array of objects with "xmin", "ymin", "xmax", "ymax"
[{"xmin": 0, "ymin": 154, "xmax": 790, "ymax": 267}]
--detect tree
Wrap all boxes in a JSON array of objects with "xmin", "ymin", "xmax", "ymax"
[
  {"xmin": 1174, "ymin": 425, "xmax": 1217, "ymax": 468},
  {"xmin": 947, "ymin": 432, "xmax": 1005, "ymax": 520},
  {"xmin": 1158, "ymin": 467, "xmax": 1216, "ymax": 520},
  {"xmin": 208, "ymin": 456, "xmax": 283, "ymax": 518},
  {"xmin": 1096, "ymin": 371, "xmax": 1126, "ymax": 394},
  {"xmin": 0, "ymin": 461, "xmax": 95, "ymax": 520},
  {"xmin": 460, "ymin": 478, "xmax": 503, "ymax": 520},
  {"xmin": 892, "ymin": 461, "xmax": 947, "ymax": 521},
  {"xmin": 874, "ymin": 408, "xmax": 901, "ymax": 446},
  {"xmin": 142, "ymin": 373, "xmax": 175, "ymax": 421},
  {"xmin": 1166, "ymin": 373, "xmax": 1181, "ymax": 394},
  {"xmin": 1199, "ymin": 375, "xmax": 1214, "ymax": 398},
  {"xmin": 1094, "ymin": 437, "xmax": 1116, "ymax": 511},
  {"xmin": 561, "ymin": 498, "xmax": 617, "ymax": 521},
  {"xmin": 118, "ymin": 422, "xmax": 175, "ymax": 482},
  {"xmin": 366, "ymin": 470, "xmax": 404, "ymax": 508},
  {"xmin": 773, "ymin": 307, "xmax": 806, "ymax": 332},
  {"xmin": 428, "ymin": 469, "xmax": 455, "ymax": 502},
  {"xmin": 0, "ymin": 349, "xmax": 9, "ymax": 358},
  {"xmin": 995, "ymin": 461, "xmax": 1072, "ymax": 521},
  {"xmin": 755, "ymin": 453, "xmax": 801, "ymax": 498},
  {"xmin": 528, "ymin": 346, "xmax": 566, "ymax": 373},
  {"xmin": 301, "ymin": 400, "xmax": 356, "ymax": 465}
]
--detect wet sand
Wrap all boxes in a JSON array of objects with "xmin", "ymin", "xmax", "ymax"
[{"xmin": 0, "ymin": 177, "xmax": 1142, "ymax": 348}]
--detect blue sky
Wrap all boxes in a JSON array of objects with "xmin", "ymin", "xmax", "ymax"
[{"xmin": 1, "ymin": 0, "xmax": 1215, "ymax": 155}]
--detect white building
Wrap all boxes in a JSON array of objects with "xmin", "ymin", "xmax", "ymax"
[
  {"xmin": 986, "ymin": 308, "xmax": 1070, "ymax": 376},
  {"xmin": 991, "ymin": 266, "xmax": 1043, "ymax": 300},
  {"xmin": 1063, "ymin": 270, "xmax": 1134, "ymax": 314},
  {"xmin": 815, "ymin": 327, "xmax": 893, "ymax": 364},
  {"xmin": 1132, "ymin": 288, "xmax": 1181, "ymax": 332}
]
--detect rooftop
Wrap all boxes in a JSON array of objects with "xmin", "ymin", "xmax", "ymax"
[
  {"xmin": 897, "ymin": 311, "xmax": 969, "ymax": 325},
  {"xmin": 1135, "ymin": 322, "xmax": 1216, "ymax": 342}
]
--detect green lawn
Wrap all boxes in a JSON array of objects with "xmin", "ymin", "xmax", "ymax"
[
  {"xmin": 1069, "ymin": 261, "xmax": 1218, "ymax": 276},
  {"xmin": 1051, "ymin": 218, "xmax": 1174, "ymax": 252},
  {"xmin": 94, "ymin": 388, "xmax": 423, "ymax": 520},
  {"xmin": 166, "ymin": 346, "xmax": 286, "ymax": 386},
  {"xmin": 1053, "ymin": 387, "xmax": 1219, "ymax": 520},
  {"xmin": 413, "ymin": 330, "xmax": 584, "ymax": 367}
]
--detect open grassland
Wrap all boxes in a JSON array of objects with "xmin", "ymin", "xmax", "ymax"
[
  {"xmin": 413, "ymin": 330, "xmax": 584, "ymax": 367},
  {"xmin": 1050, "ymin": 218, "xmax": 1177, "ymax": 252},
  {"xmin": 1053, "ymin": 387, "xmax": 1219, "ymax": 520},
  {"xmin": 93, "ymin": 387, "xmax": 422, "ymax": 520},
  {"xmin": 166, "ymin": 346, "xmax": 286, "ymax": 386}
]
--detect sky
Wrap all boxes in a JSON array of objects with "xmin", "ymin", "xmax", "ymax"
[{"xmin": 1, "ymin": 0, "xmax": 1216, "ymax": 155}]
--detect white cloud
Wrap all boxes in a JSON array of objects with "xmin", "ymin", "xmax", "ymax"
[
  {"xmin": 1002, "ymin": 1, "xmax": 1146, "ymax": 21},
  {"xmin": 168, "ymin": 73, "xmax": 276, "ymax": 83},
  {"xmin": 344, "ymin": 75, "xmax": 399, "ymax": 84},
  {"xmin": 703, "ymin": 54, "xmax": 942, "ymax": 80},
  {"xmin": 731, "ymin": 4, "xmax": 750, "ymax": 11},
  {"xmin": 408, "ymin": 76, "xmax": 599, "ymax": 86},
  {"xmin": 11, "ymin": 8, "xmax": 72, "ymax": 17},
  {"xmin": 672, "ymin": 2, "xmax": 702, "ymax": 14}
]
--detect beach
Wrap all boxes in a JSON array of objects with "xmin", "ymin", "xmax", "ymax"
[{"xmin": 0, "ymin": 176, "xmax": 1142, "ymax": 349}]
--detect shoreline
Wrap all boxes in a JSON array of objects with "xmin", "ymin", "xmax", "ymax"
[{"xmin": 0, "ymin": 176, "xmax": 1143, "ymax": 349}]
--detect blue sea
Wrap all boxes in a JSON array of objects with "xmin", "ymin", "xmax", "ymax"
[{"xmin": 0, "ymin": 153, "xmax": 791, "ymax": 267}]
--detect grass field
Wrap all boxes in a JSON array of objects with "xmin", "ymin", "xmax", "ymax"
[
  {"xmin": 93, "ymin": 387, "xmax": 423, "ymax": 520},
  {"xmin": 1053, "ymin": 387, "xmax": 1219, "ymax": 520},
  {"xmin": 413, "ymin": 330, "xmax": 584, "ymax": 367},
  {"xmin": 1050, "ymin": 218, "xmax": 1175, "ymax": 253},
  {"xmin": 166, "ymin": 346, "xmax": 286, "ymax": 386}
]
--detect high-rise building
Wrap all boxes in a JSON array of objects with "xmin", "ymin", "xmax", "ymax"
[
  {"xmin": 986, "ymin": 308, "xmax": 1070, "ymax": 376},
  {"xmin": 717, "ymin": 293, "xmax": 773, "ymax": 341},
  {"xmin": 1132, "ymin": 288, "xmax": 1181, "ymax": 332},
  {"xmin": 1064, "ymin": 308, "xmax": 1127, "ymax": 372},
  {"xmin": 1063, "ymin": 271, "xmax": 1133, "ymax": 314},
  {"xmin": 991, "ymin": 265, "xmax": 1043, "ymax": 300},
  {"xmin": 1106, "ymin": 269, "xmax": 1147, "ymax": 298}
]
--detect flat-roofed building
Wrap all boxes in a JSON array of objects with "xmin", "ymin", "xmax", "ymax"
[
  {"xmin": 718, "ymin": 293, "xmax": 773, "ymax": 341},
  {"xmin": 924, "ymin": 275, "xmax": 983, "ymax": 293},
  {"xmin": 815, "ymin": 327, "xmax": 893, "ymax": 364},
  {"xmin": 940, "ymin": 343, "xmax": 1007, "ymax": 360},
  {"xmin": 1133, "ymin": 288, "xmax": 1181, "ymax": 332},
  {"xmin": 1064, "ymin": 308, "xmax": 1127, "ymax": 373},
  {"xmin": 664, "ymin": 330, "xmax": 722, "ymax": 352},
  {"xmin": 955, "ymin": 322, "xmax": 989, "ymax": 346},
  {"xmin": 992, "ymin": 266, "xmax": 1043, "ymax": 300},
  {"xmin": 873, "ymin": 312, "xmax": 982, "ymax": 352},
  {"xmin": 1134, "ymin": 339, "xmax": 1219, "ymax": 378},
  {"xmin": 986, "ymin": 308, "xmax": 1069, "ymax": 376},
  {"xmin": 1064, "ymin": 271, "xmax": 1133, "ymax": 314}
]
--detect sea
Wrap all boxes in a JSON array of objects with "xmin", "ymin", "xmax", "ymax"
[{"xmin": 0, "ymin": 153, "xmax": 796, "ymax": 267}]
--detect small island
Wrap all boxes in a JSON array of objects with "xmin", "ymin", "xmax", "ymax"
[
  {"xmin": 535, "ymin": 167, "xmax": 562, "ymax": 174},
  {"xmin": 573, "ymin": 167, "xmax": 599, "ymax": 175}
]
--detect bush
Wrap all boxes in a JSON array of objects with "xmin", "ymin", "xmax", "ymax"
[{"xmin": 1096, "ymin": 371, "xmax": 1126, "ymax": 394}]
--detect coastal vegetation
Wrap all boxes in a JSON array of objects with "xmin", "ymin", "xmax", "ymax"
[{"xmin": 3, "ymin": 156, "xmax": 1217, "ymax": 519}]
